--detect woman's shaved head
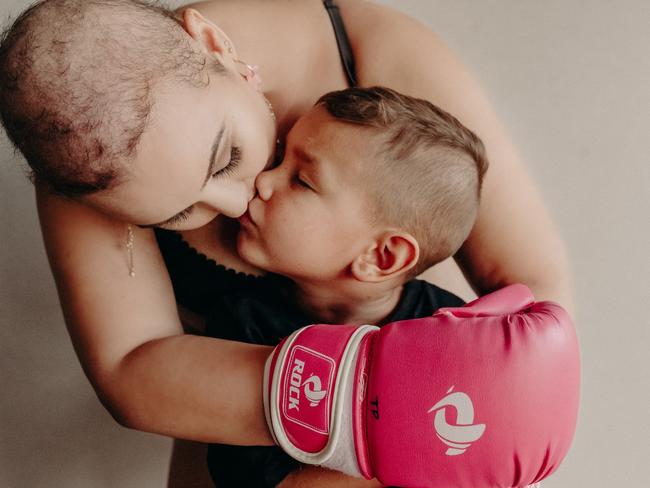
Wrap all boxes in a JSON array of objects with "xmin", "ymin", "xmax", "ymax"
[{"xmin": 0, "ymin": 0, "xmax": 222, "ymax": 196}]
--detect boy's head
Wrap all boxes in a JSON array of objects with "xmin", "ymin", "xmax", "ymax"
[{"xmin": 237, "ymin": 86, "xmax": 488, "ymax": 284}]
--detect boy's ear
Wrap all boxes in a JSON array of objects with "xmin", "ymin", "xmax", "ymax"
[
  {"xmin": 351, "ymin": 231, "xmax": 420, "ymax": 283},
  {"xmin": 180, "ymin": 8, "xmax": 236, "ymax": 60}
]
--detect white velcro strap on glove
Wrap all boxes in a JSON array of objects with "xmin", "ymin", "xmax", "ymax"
[{"xmin": 263, "ymin": 324, "xmax": 377, "ymax": 468}]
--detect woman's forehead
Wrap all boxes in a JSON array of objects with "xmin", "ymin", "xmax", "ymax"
[
  {"xmin": 137, "ymin": 80, "xmax": 229, "ymax": 173},
  {"xmin": 146, "ymin": 78, "xmax": 229, "ymax": 141},
  {"xmin": 93, "ymin": 81, "xmax": 231, "ymax": 221}
]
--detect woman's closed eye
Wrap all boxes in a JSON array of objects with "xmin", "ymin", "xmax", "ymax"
[
  {"xmin": 162, "ymin": 206, "xmax": 194, "ymax": 227},
  {"xmin": 156, "ymin": 147, "xmax": 242, "ymax": 228},
  {"xmin": 212, "ymin": 146, "xmax": 242, "ymax": 179}
]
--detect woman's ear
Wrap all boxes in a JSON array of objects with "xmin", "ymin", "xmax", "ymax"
[
  {"xmin": 180, "ymin": 8, "xmax": 235, "ymax": 59},
  {"xmin": 351, "ymin": 231, "xmax": 420, "ymax": 282}
]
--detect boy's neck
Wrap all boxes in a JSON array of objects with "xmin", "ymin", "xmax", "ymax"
[{"xmin": 291, "ymin": 278, "xmax": 405, "ymax": 326}]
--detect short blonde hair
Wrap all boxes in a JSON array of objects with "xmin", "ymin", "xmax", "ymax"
[{"xmin": 317, "ymin": 87, "xmax": 488, "ymax": 278}]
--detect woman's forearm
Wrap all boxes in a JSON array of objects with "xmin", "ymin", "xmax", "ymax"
[
  {"xmin": 37, "ymin": 188, "xmax": 276, "ymax": 445},
  {"xmin": 456, "ymin": 151, "xmax": 575, "ymax": 316},
  {"xmin": 105, "ymin": 334, "xmax": 275, "ymax": 445},
  {"xmin": 348, "ymin": 8, "xmax": 575, "ymax": 316}
]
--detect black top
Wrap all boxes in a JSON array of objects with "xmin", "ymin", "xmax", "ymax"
[
  {"xmin": 154, "ymin": 229, "xmax": 266, "ymax": 315},
  {"xmin": 204, "ymin": 278, "xmax": 465, "ymax": 488},
  {"xmin": 204, "ymin": 277, "xmax": 465, "ymax": 345}
]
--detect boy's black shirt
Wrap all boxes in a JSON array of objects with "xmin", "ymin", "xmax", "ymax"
[{"xmin": 204, "ymin": 275, "xmax": 465, "ymax": 487}]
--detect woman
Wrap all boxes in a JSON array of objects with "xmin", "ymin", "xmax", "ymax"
[{"xmin": 1, "ymin": 0, "xmax": 572, "ymax": 485}]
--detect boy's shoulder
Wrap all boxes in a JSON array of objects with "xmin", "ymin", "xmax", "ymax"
[{"xmin": 411, "ymin": 278, "xmax": 466, "ymax": 306}]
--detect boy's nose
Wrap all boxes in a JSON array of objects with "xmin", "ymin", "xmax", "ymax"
[{"xmin": 255, "ymin": 168, "xmax": 276, "ymax": 201}]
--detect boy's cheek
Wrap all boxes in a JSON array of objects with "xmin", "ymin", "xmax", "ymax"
[{"xmin": 236, "ymin": 232, "xmax": 264, "ymax": 267}]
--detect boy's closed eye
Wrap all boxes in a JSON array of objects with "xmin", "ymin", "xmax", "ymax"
[{"xmin": 295, "ymin": 174, "xmax": 315, "ymax": 190}]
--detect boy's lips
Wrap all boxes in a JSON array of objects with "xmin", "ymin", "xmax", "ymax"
[{"xmin": 239, "ymin": 209, "xmax": 256, "ymax": 227}]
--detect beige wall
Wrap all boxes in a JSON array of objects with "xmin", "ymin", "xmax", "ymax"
[{"xmin": 1, "ymin": 0, "xmax": 648, "ymax": 486}]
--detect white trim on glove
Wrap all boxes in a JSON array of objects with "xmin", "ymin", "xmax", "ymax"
[{"xmin": 264, "ymin": 324, "xmax": 377, "ymax": 468}]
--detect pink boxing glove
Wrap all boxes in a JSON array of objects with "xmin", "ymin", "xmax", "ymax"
[{"xmin": 263, "ymin": 284, "xmax": 580, "ymax": 487}]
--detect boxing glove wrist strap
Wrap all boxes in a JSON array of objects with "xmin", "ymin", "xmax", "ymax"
[{"xmin": 263, "ymin": 324, "xmax": 378, "ymax": 470}]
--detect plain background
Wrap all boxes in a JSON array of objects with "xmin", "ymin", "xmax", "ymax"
[{"xmin": 1, "ymin": 0, "xmax": 648, "ymax": 486}]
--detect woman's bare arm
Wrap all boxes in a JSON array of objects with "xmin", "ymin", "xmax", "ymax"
[
  {"xmin": 347, "ymin": 0, "xmax": 574, "ymax": 314},
  {"xmin": 37, "ymin": 185, "xmax": 274, "ymax": 445}
]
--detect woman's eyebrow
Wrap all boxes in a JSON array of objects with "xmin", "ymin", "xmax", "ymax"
[{"xmin": 201, "ymin": 125, "xmax": 227, "ymax": 189}]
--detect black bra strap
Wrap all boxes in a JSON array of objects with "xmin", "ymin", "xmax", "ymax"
[{"xmin": 323, "ymin": 0, "xmax": 358, "ymax": 87}]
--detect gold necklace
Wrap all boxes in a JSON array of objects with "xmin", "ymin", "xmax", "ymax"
[
  {"xmin": 263, "ymin": 95, "xmax": 276, "ymax": 122},
  {"xmin": 262, "ymin": 93, "xmax": 281, "ymax": 150},
  {"xmin": 126, "ymin": 224, "xmax": 135, "ymax": 277}
]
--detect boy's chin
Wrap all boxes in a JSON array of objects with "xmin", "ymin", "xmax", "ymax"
[
  {"xmin": 236, "ymin": 232, "xmax": 266, "ymax": 269},
  {"xmin": 237, "ymin": 235, "xmax": 302, "ymax": 279}
]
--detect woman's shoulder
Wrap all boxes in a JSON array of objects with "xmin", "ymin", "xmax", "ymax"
[
  {"xmin": 338, "ymin": 0, "xmax": 453, "ymax": 88},
  {"xmin": 338, "ymin": 0, "xmax": 440, "ymax": 47}
]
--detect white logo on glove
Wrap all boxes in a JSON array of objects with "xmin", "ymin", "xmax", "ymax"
[
  {"xmin": 303, "ymin": 375, "xmax": 327, "ymax": 407},
  {"xmin": 288, "ymin": 358, "xmax": 328, "ymax": 411},
  {"xmin": 428, "ymin": 386, "xmax": 486, "ymax": 456}
]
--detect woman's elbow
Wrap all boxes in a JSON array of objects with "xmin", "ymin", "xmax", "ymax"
[
  {"xmin": 89, "ymin": 367, "xmax": 148, "ymax": 430},
  {"xmin": 528, "ymin": 238, "xmax": 574, "ymax": 313},
  {"xmin": 529, "ymin": 267, "xmax": 575, "ymax": 317},
  {"xmin": 510, "ymin": 252, "xmax": 575, "ymax": 318},
  {"xmin": 91, "ymin": 380, "xmax": 135, "ymax": 429}
]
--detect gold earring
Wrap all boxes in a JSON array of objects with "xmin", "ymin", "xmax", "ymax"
[{"xmin": 126, "ymin": 225, "xmax": 135, "ymax": 277}]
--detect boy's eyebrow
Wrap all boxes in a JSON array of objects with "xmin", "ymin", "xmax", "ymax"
[
  {"xmin": 295, "ymin": 145, "xmax": 318, "ymax": 166},
  {"xmin": 137, "ymin": 124, "xmax": 226, "ymax": 228},
  {"xmin": 295, "ymin": 145, "xmax": 335, "ymax": 190}
]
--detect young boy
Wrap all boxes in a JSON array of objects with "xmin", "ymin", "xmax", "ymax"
[{"xmin": 205, "ymin": 86, "xmax": 489, "ymax": 487}]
